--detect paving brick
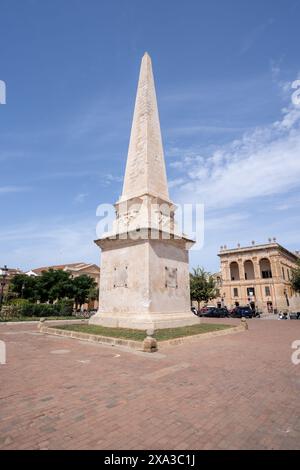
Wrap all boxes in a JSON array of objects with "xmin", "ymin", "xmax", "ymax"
[{"xmin": 0, "ymin": 319, "xmax": 300, "ymax": 449}]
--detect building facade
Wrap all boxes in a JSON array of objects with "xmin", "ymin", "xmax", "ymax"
[
  {"xmin": 27, "ymin": 262, "xmax": 100, "ymax": 287},
  {"xmin": 26, "ymin": 262, "xmax": 100, "ymax": 309},
  {"xmin": 218, "ymin": 241, "xmax": 300, "ymax": 313},
  {"xmin": 1, "ymin": 268, "xmax": 24, "ymax": 296}
]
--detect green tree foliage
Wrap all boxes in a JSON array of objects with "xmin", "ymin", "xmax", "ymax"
[
  {"xmin": 190, "ymin": 266, "xmax": 218, "ymax": 309},
  {"xmin": 9, "ymin": 270, "xmax": 97, "ymax": 308},
  {"xmin": 36, "ymin": 269, "xmax": 73, "ymax": 303},
  {"xmin": 72, "ymin": 275, "xmax": 97, "ymax": 309},
  {"xmin": 291, "ymin": 260, "xmax": 300, "ymax": 293},
  {"xmin": 9, "ymin": 274, "xmax": 38, "ymax": 301}
]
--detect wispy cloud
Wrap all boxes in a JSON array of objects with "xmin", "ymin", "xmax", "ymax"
[
  {"xmin": 26, "ymin": 170, "xmax": 123, "ymax": 185},
  {"xmin": 74, "ymin": 193, "xmax": 88, "ymax": 204},
  {"xmin": 0, "ymin": 186, "xmax": 30, "ymax": 194},
  {"xmin": 168, "ymin": 178, "xmax": 185, "ymax": 189},
  {"xmin": 171, "ymin": 88, "xmax": 300, "ymax": 211},
  {"xmin": 239, "ymin": 18, "xmax": 275, "ymax": 56},
  {"xmin": 167, "ymin": 124, "xmax": 248, "ymax": 137}
]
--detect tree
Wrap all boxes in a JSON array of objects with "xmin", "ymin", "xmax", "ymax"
[
  {"xmin": 35, "ymin": 269, "xmax": 74, "ymax": 303},
  {"xmin": 291, "ymin": 260, "xmax": 300, "ymax": 293},
  {"xmin": 9, "ymin": 274, "xmax": 38, "ymax": 301},
  {"xmin": 88, "ymin": 285, "xmax": 99, "ymax": 303},
  {"xmin": 190, "ymin": 266, "xmax": 218, "ymax": 310},
  {"xmin": 9, "ymin": 269, "xmax": 97, "ymax": 308},
  {"xmin": 72, "ymin": 275, "xmax": 97, "ymax": 309}
]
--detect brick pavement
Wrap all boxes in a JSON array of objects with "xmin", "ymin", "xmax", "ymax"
[{"xmin": 0, "ymin": 318, "xmax": 299, "ymax": 450}]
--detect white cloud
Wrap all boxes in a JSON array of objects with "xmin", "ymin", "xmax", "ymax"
[
  {"xmin": 74, "ymin": 192, "xmax": 88, "ymax": 204},
  {"xmin": 105, "ymin": 173, "xmax": 123, "ymax": 184},
  {"xmin": 167, "ymin": 124, "xmax": 247, "ymax": 137},
  {"xmin": 0, "ymin": 186, "xmax": 30, "ymax": 194},
  {"xmin": 168, "ymin": 178, "xmax": 185, "ymax": 189},
  {"xmin": 172, "ymin": 98, "xmax": 300, "ymax": 210},
  {"xmin": 205, "ymin": 212, "xmax": 250, "ymax": 231}
]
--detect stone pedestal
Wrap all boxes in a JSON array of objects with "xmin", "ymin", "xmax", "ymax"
[{"xmin": 89, "ymin": 234, "xmax": 200, "ymax": 330}]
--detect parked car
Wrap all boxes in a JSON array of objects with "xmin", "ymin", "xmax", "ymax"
[
  {"xmin": 278, "ymin": 312, "xmax": 288, "ymax": 320},
  {"xmin": 213, "ymin": 308, "xmax": 229, "ymax": 318},
  {"xmin": 200, "ymin": 307, "xmax": 229, "ymax": 318},
  {"xmin": 230, "ymin": 306, "xmax": 253, "ymax": 318},
  {"xmin": 289, "ymin": 312, "xmax": 300, "ymax": 320},
  {"xmin": 199, "ymin": 306, "xmax": 216, "ymax": 315}
]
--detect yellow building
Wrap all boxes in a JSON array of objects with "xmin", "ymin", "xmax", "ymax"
[{"xmin": 218, "ymin": 240, "xmax": 300, "ymax": 314}]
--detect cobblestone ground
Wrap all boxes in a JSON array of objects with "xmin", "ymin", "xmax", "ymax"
[{"xmin": 0, "ymin": 318, "xmax": 300, "ymax": 450}]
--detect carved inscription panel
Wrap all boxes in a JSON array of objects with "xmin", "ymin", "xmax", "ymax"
[
  {"xmin": 165, "ymin": 267, "xmax": 178, "ymax": 288},
  {"xmin": 114, "ymin": 266, "xmax": 128, "ymax": 288}
]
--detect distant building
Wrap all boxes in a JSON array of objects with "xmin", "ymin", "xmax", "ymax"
[
  {"xmin": 26, "ymin": 262, "xmax": 100, "ymax": 309},
  {"xmin": 218, "ymin": 240, "xmax": 300, "ymax": 313},
  {"xmin": 26, "ymin": 262, "xmax": 100, "ymax": 287},
  {"xmin": 1, "ymin": 268, "xmax": 24, "ymax": 294}
]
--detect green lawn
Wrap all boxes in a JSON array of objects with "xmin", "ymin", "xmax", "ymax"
[
  {"xmin": 0, "ymin": 316, "xmax": 74, "ymax": 322},
  {"xmin": 53, "ymin": 322, "xmax": 232, "ymax": 342}
]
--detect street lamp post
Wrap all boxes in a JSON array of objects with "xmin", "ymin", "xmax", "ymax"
[
  {"xmin": 284, "ymin": 288, "xmax": 290, "ymax": 308},
  {"xmin": 0, "ymin": 265, "xmax": 9, "ymax": 311}
]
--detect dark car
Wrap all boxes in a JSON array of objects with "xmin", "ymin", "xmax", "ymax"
[
  {"xmin": 200, "ymin": 307, "xmax": 229, "ymax": 318},
  {"xmin": 290, "ymin": 312, "xmax": 300, "ymax": 320},
  {"xmin": 230, "ymin": 306, "xmax": 253, "ymax": 318},
  {"xmin": 199, "ymin": 306, "xmax": 215, "ymax": 316},
  {"xmin": 199, "ymin": 306, "xmax": 216, "ymax": 316}
]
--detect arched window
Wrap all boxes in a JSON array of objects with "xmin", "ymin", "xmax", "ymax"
[
  {"xmin": 244, "ymin": 260, "xmax": 255, "ymax": 280},
  {"xmin": 230, "ymin": 262, "xmax": 240, "ymax": 281},
  {"xmin": 260, "ymin": 258, "xmax": 272, "ymax": 279}
]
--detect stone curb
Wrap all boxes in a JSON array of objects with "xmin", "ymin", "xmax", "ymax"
[
  {"xmin": 39, "ymin": 325, "xmax": 144, "ymax": 350},
  {"xmin": 158, "ymin": 324, "xmax": 245, "ymax": 347},
  {"xmin": 39, "ymin": 323, "xmax": 245, "ymax": 352}
]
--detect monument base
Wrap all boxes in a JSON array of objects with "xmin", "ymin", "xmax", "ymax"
[{"xmin": 89, "ymin": 311, "xmax": 201, "ymax": 330}]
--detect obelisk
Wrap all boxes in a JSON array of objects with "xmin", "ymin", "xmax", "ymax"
[{"xmin": 90, "ymin": 53, "xmax": 199, "ymax": 329}]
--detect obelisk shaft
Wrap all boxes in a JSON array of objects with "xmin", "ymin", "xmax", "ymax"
[{"xmin": 121, "ymin": 53, "xmax": 169, "ymax": 202}]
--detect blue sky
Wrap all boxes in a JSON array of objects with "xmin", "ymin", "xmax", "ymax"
[{"xmin": 0, "ymin": 0, "xmax": 300, "ymax": 272}]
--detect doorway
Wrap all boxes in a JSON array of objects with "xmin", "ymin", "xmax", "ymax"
[{"xmin": 267, "ymin": 301, "xmax": 273, "ymax": 313}]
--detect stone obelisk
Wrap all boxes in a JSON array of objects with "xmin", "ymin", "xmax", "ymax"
[{"xmin": 90, "ymin": 52, "xmax": 199, "ymax": 329}]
